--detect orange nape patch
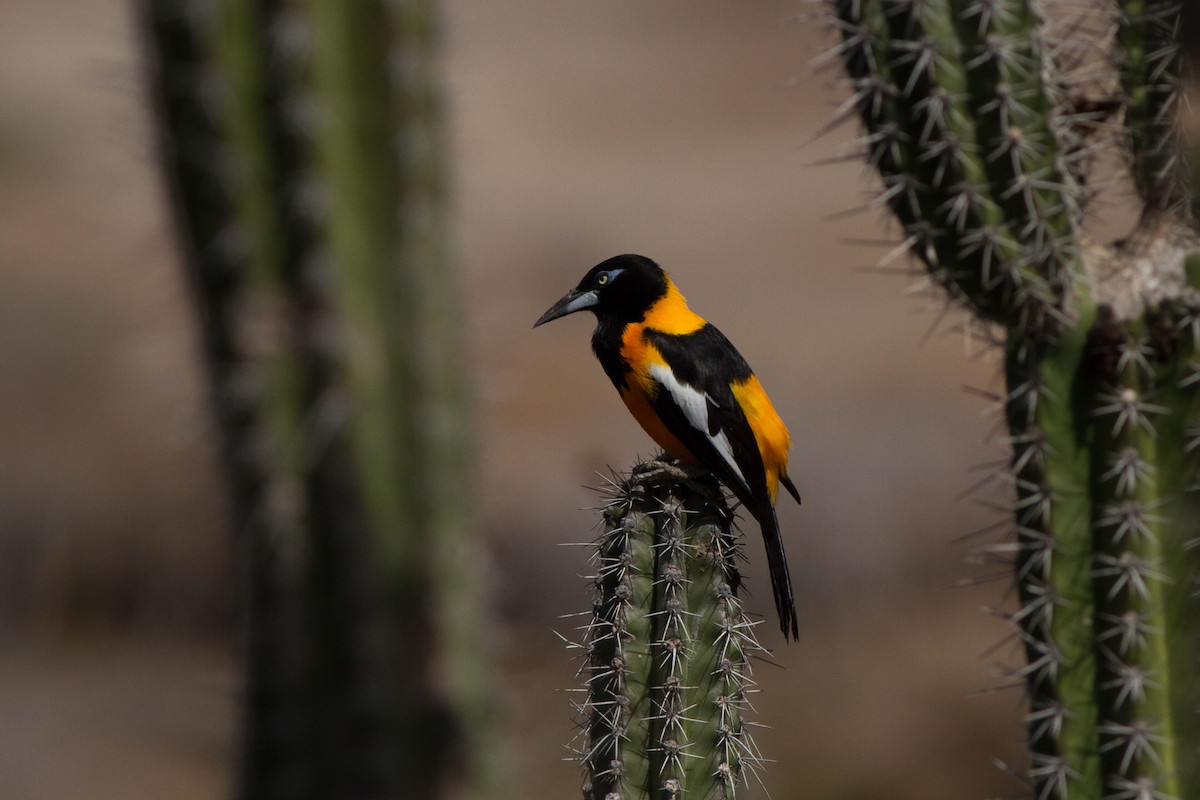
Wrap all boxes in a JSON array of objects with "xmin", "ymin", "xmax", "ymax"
[
  {"xmin": 619, "ymin": 384, "xmax": 699, "ymax": 464},
  {"xmin": 641, "ymin": 278, "xmax": 706, "ymax": 336},
  {"xmin": 731, "ymin": 374, "xmax": 793, "ymax": 503}
]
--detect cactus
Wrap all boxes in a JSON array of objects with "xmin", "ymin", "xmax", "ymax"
[
  {"xmin": 141, "ymin": 1, "xmax": 499, "ymax": 798},
  {"xmin": 569, "ymin": 462, "xmax": 764, "ymax": 800},
  {"xmin": 826, "ymin": 1, "xmax": 1200, "ymax": 797}
]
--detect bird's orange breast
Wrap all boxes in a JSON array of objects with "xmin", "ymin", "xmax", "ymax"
[{"xmin": 618, "ymin": 384, "xmax": 699, "ymax": 464}]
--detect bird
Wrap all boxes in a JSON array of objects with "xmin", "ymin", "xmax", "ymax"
[{"xmin": 534, "ymin": 253, "xmax": 801, "ymax": 640}]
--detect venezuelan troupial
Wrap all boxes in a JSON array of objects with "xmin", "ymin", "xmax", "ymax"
[{"xmin": 535, "ymin": 254, "xmax": 801, "ymax": 639}]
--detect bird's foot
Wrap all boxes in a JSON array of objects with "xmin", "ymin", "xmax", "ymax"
[{"xmin": 632, "ymin": 456, "xmax": 715, "ymax": 494}]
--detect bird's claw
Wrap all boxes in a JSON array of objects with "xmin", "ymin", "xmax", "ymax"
[{"xmin": 632, "ymin": 456, "xmax": 715, "ymax": 494}]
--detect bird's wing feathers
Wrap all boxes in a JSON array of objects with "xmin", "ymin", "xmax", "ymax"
[
  {"xmin": 641, "ymin": 323, "xmax": 799, "ymax": 640},
  {"xmin": 643, "ymin": 326, "xmax": 769, "ymax": 510},
  {"xmin": 647, "ymin": 363, "xmax": 751, "ymax": 495}
]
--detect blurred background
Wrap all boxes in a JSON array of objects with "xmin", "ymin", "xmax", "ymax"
[{"xmin": 0, "ymin": 0, "xmax": 1056, "ymax": 797}]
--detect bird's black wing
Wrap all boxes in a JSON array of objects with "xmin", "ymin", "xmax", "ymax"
[
  {"xmin": 642, "ymin": 324, "xmax": 799, "ymax": 639},
  {"xmin": 641, "ymin": 325, "xmax": 769, "ymax": 508}
]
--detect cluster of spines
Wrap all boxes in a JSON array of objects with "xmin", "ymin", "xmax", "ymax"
[
  {"xmin": 568, "ymin": 466, "xmax": 765, "ymax": 800},
  {"xmin": 996, "ymin": 295, "xmax": 1200, "ymax": 799},
  {"xmin": 1117, "ymin": 0, "xmax": 1192, "ymax": 217},
  {"xmin": 1087, "ymin": 306, "xmax": 1179, "ymax": 795},
  {"xmin": 1001, "ymin": 315, "xmax": 1104, "ymax": 800},
  {"xmin": 828, "ymin": 0, "xmax": 1080, "ymax": 334}
]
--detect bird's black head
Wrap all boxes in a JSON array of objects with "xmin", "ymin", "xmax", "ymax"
[{"xmin": 533, "ymin": 254, "xmax": 668, "ymax": 328}]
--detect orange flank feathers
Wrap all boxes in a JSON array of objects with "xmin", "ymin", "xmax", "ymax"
[
  {"xmin": 618, "ymin": 383, "xmax": 698, "ymax": 464},
  {"xmin": 731, "ymin": 375, "xmax": 792, "ymax": 503}
]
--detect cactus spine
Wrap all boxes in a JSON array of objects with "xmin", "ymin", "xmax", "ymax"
[
  {"xmin": 572, "ymin": 464, "xmax": 763, "ymax": 800},
  {"xmin": 828, "ymin": 1, "xmax": 1200, "ymax": 797},
  {"xmin": 142, "ymin": 1, "xmax": 498, "ymax": 798}
]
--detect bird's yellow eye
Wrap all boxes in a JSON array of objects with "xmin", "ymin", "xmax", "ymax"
[{"xmin": 597, "ymin": 272, "xmax": 609, "ymax": 286}]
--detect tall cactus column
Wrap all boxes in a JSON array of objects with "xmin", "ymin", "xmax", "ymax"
[
  {"xmin": 828, "ymin": 1, "xmax": 1200, "ymax": 797},
  {"xmin": 142, "ymin": 1, "xmax": 497, "ymax": 798},
  {"xmin": 572, "ymin": 464, "xmax": 764, "ymax": 800}
]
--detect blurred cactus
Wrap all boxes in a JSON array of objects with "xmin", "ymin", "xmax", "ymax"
[
  {"xmin": 827, "ymin": 0, "xmax": 1200, "ymax": 797},
  {"xmin": 141, "ymin": 1, "xmax": 499, "ymax": 798},
  {"xmin": 569, "ymin": 462, "xmax": 764, "ymax": 800}
]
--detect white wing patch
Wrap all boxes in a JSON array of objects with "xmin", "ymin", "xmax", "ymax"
[{"xmin": 648, "ymin": 363, "xmax": 750, "ymax": 493}]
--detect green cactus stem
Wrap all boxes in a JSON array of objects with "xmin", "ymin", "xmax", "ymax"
[
  {"xmin": 831, "ymin": 0, "xmax": 1076, "ymax": 331},
  {"xmin": 1119, "ymin": 0, "xmax": 1191, "ymax": 215},
  {"xmin": 142, "ymin": 1, "xmax": 499, "ymax": 798},
  {"xmin": 570, "ymin": 461, "xmax": 764, "ymax": 800},
  {"xmin": 827, "ymin": 0, "xmax": 1200, "ymax": 797}
]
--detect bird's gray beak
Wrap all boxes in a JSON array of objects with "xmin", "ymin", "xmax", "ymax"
[{"xmin": 533, "ymin": 289, "xmax": 599, "ymax": 327}]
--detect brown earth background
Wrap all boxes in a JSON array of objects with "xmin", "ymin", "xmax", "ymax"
[{"xmin": 1, "ymin": 1, "xmax": 1119, "ymax": 797}]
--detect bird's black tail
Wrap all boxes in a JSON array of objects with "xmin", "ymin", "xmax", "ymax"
[{"xmin": 760, "ymin": 507, "xmax": 798, "ymax": 641}]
